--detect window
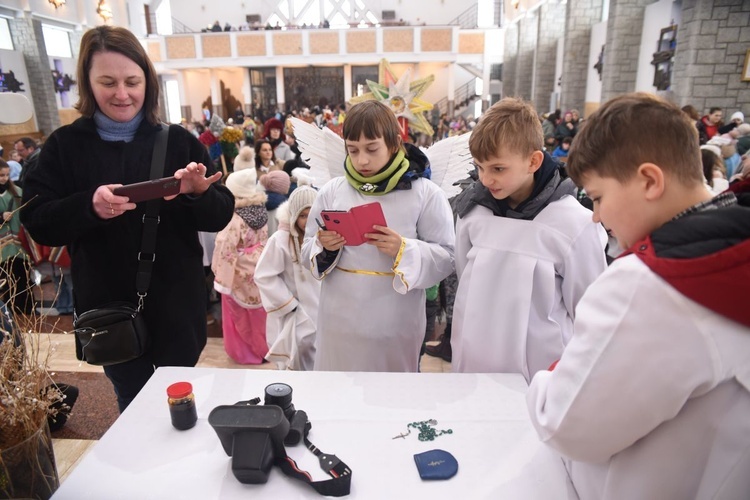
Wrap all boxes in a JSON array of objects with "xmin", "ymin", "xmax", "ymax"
[
  {"xmin": 42, "ymin": 24, "xmax": 72, "ymax": 58},
  {"xmin": 0, "ymin": 18, "xmax": 13, "ymax": 50}
]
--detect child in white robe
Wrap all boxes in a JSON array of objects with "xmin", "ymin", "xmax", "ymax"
[
  {"xmin": 452, "ymin": 97, "xmax": 608, "ymax": 381},
  {"xmin": 527, "ymin": 92, "xmax": 750, "ymax": 499},
  {"xmin": 255, "ymin": 186, "xmax": 320, "ymax": 370},
  {"xmin": 301, "ymin": 100, "xmax": 455, "ymax": 372}
]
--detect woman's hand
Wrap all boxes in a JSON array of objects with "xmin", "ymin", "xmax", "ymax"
[
  {"xmin": 318, "ymin": 229, "xmax": 345, "ymax": 252},
  {"xmin": 166, "ymin": 162, "xmax": 222, "ymax": 199},
  {"xmin": 365, "ymin": 225, "xmax": 402, "ymax": 258},
  {"xmin": 92, "ymin": 185, "xmax": 137, "ymax": 220}
]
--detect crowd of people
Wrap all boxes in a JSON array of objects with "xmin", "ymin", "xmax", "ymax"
[{"xmin": 1, "ymin": 23, "xmax": 748, "ymax": 498}]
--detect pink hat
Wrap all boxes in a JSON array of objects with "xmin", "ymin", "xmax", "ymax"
[{"xmin": 260, "ymin": 170, "xmax": 291, "ymax": 195}]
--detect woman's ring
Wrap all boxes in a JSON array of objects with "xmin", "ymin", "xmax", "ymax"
[{"xmin": 111, "ymin": 208, "xmax": 115, "ymax": 215}]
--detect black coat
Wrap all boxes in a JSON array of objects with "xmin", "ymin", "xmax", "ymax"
[{"xmin": 20, "ymin": 118, "xmax": 235, "ymax": 365}]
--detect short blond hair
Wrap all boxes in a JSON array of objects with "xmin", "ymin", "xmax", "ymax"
[{"xmin": 469, "ymin": 97, "xmax": 543, "ymax": 161}]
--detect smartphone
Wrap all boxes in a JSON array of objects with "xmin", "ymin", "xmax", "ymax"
[
  {"xmin": 113, "ymin": 176, "xmax": 181, "ymax": 203},
  {"xmin": 320, "ymin": 202, "xmax": 387, "ymax": 246}
]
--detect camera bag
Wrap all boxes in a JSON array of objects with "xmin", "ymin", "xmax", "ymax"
[{"xmin": 73, "ymin": 126, "xmax": 169, "ymax": 366}]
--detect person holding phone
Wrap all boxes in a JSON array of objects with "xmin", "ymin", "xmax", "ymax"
[
  {"xmin": 20, "ymin": 26, "xmax": 234, "ymax": 412},
  {"xmin": 301, "ymin": 100, "xmax": 454, "ymax": 372}
]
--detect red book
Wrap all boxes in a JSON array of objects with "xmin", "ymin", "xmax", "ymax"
[{"xmin": 320, "ymin": 202, "xmax": 387, "ymax": 246}]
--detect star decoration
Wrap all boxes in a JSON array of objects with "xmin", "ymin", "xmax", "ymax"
[{"xmin": 349, "ymin": 59, "xmax": 435, "ymax": 136}]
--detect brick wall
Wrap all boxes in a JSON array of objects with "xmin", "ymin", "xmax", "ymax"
[
  {"xmin": 10, "ymin": 15, "xmax": 61, "ymax": 137},
  {"xmin": 515, "ymin": 10, "xmax": 539, "ymax": 101},
  {"xmin": 672, "ymin": 0, "xmax": 750, "ymax": 115},
  {"xmin": 561, "ymin": 0, "xmax": 603, "ymax": 112},
  {"xmin": 503, "ymin": 23, "xmax": 519, "ymax": 98},
  {"xmin": 534, "ymin": 2, "xmax": 567, "ymax": 112}
]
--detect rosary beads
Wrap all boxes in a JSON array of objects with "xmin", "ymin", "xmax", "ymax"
[{"xmin": 392, "ymin": 419, "xmax": 453, "ymax": 441}]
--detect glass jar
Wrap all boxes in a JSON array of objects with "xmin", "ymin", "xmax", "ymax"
[{"xmin": 167, "ymin": 381, "xmax": 198, "ymax": 430}]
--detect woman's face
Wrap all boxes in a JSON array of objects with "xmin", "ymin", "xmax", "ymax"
[
  {"xmin": 89, "ymin": 50, "xmax": 146, "ymax": 123},
  {"xmin": 0, "ymin": 168, "xmax": 9, "ymax": 185},
  {"xmin": 258, "ymin": 143, "xmax": 273, "ymax": 163}
]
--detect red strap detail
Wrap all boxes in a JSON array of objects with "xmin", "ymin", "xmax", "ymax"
[{"xmin": 548, "ymin": 360, "xmax": 560, "ymax": 371}]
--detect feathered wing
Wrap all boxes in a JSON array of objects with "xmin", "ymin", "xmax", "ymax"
[
  {"xmin": 290, "ymin": 117, "xmax": 346, "ymax": 186},
  {"xmin": 423, "ymin": 132, "xmax": 474, "ymax": 199}
]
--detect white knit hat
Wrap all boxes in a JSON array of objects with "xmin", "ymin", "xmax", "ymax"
[
  {"xmin": 287, "ymin": 186, "xmax": 318, "ymax": 237},
  {"xmin": 700, "ymin": 144, "xmax": 722, "ymax": 159},
  {"xmin": 731, "ymin": 111, "xmax": 745, "ymax": 123},
  {"xmin": 233, "ymin": 146, "xmax": 254, "ymax": 171},
  {"xmin": 225, "ymin": 168, "xmax": 258, "ymax": 199}
]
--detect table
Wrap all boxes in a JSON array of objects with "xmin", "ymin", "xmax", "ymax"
[{"xmin": 53, "ymin": 367, "xmax": 575, "ymax": 499}]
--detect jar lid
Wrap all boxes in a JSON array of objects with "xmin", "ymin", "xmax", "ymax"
[{"xmin": 167, "ymin": 381, "xmax": 193, "ymax": 399}]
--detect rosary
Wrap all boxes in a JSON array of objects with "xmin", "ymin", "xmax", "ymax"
[{"xmin": 392, "ymin": 419, "xmax": 453, "ymax": 441}]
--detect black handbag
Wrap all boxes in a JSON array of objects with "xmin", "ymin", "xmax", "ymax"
[{"xmin": 73, "ymin": 126, "xmax": 169, "ymax": 366}]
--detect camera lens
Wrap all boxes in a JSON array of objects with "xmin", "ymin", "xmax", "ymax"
[{"xmin": 264, "ymin": 383, "xmax": 293, "ymax": 413}]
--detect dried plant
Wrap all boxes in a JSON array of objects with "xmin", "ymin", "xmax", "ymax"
[{"xmin": 0, "ymin": 256, "xmax": 65, "ymax": 497}]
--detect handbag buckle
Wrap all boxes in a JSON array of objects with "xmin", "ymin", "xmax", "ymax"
[
  {"xmin": 142, "ymin": 214, "xmax": 160, "ymax": 224},
  {"xmin": 138, "ymin": 252, "xmax": 156, "ymax": 262}
]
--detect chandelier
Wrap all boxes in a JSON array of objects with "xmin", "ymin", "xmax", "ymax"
[{"xmin": 48, "ymin": 0, "xmax": 66, "ymax": 8}]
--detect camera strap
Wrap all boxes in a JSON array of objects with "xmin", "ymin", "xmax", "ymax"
[{"xmin": 274, "ymin": 422, "xmax": 352, "ymax": 497}]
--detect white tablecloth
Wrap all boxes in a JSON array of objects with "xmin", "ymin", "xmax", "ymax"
[{"xmin": 53, "ymin": 367, "xmax": 575, "ymax": 499}]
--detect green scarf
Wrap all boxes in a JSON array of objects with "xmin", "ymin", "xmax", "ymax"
[{"xmin": 344, "ymin": 149, "xmax": 410, "ymax": 196}]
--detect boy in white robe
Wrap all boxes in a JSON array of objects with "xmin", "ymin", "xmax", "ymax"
[
  {"xmin": 527, "ymin": 92, "xmax": 750, "ymax": 499},
  {"xmin": 255, "ymin": 186, "xmax": 320, "ymax": 370},
  {"xmin": 451, "ymin": 98, "xmax": 607, "ymax": 380},
  {"xmin": 301, "ymin": 101, "xmax": 454, "ymax": 372}
]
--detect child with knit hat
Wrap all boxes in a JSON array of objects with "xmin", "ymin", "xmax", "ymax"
[
  {"xmin": 259, "ymin": 170, "xmax": 291, "ymax": 236},
  {"xmin": 211, "ymin": 168, "xmax": 270, "ymax": 364},
  {"xmin": 263, "ymin": 117, "xmax": 295, "ymax": 161},
  {"xmin": 255, "ymin": 186, "xmax": 320, "ymax": 370}
]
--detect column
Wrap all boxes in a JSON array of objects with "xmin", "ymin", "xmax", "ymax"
[
  {"xmin": 9, "ymin": 15, "xmax": 61, "ymax": 135},
  {"xmin": 534, "ymin": 2, "xmax": 567, "ymax": 112},
  {"xmin": 241, "ymin": 68, "xmax": 252, "ymax": 116},
  {"xmin": 209, "ymin": 69, "xmax": 222, "ymax": 119},
  {"xmin": 561, "ymin": 0, "xmax": 603, "ymax": 112},
  {"xmin": 447, "ymin": 63, "xmax": 456, "ymax": 116},
  {"xmin": 343, "ymin": 64, "xmax": 353, "ymax": 103},
  {"xmin": 672, "ymin": 0, "xmax": 750, "ymax": 114},
  {"xmin": 275, "ymin": 66, "xmax": 285, "ymax": 113},
  {"xmin": 601, "ymin": 0, "xmax": 652, "ymax": 102},
  {"xmin": 503, "ymin": 22, "xmax": 519, "ymax": 97},
  {"xmin": 516, "ymin": 10, "xmax": 539, "ymax": 101}
]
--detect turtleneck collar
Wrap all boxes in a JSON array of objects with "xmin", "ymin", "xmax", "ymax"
[{"xmin": 94, "ymin": 109, "xmax": 145, "ymax": 142}]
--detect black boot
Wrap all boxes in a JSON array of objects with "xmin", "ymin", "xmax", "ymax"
[{"xmin": 425, "ymin": 323, "xmax": 452, "ymax": 362}]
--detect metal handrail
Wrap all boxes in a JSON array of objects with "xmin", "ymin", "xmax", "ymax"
[
  {"xmin": 434, "ymin": 78, "xmax": 478, "ymax": 116},
  {"xmin": 448, "ymin": 4, "xmax": 478, "ymax": 29}
]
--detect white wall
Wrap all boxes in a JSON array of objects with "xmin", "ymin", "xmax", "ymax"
[
  {"xmin": 585, "ymin": 20, "xmax": 606, "ymax": 106},
  {"xmin": 0, "ymin": 47, "xmax": 37, "ymax": 129},
  {"xmin": 182, "ymin": 68, "xmax": 212, "ymax": 122},
  {"xmin": 635, "ymin": 0, "xmax": 678, "ymax": 93},
  {"xmin": 168, "ymin": 0, "xmax": 473, "ymax": 33},
  {"xmin": 1, "ymin": 0, "xmax": 131, "ymax": 31}
]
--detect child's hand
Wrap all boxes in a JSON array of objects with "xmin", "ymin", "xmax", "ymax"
[
  {"xmin": 318, "ymin": 229, "xmax": 346, "ymax": 252},
  {"xmin": 365, "ymin": 225, "xmax": 402, "ymax": 258},
  {"xmin": 2, "ymin": 212, "xmax": 12, "ymax": 222}
]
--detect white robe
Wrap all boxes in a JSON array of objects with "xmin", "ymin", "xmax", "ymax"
[
  {"xmin": 255, "ymin": 228, "xmax": 320, "ymax": 370},
  {"xmin": 526, "ymin": 254, "xmax": 750, "ymax": 500},
  {"xmin": 301, "ymin": 177, "xmax": 455, "ymax": 372},
  {"xmin": 452, "ymin": 195, "xmax": 607, "ymax": 380}
]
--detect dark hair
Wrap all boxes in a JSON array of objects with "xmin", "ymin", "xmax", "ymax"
[
  {"xmin": 561, "ymin": 136, "xmax": 573, "ymax": 145},
  {"xmin": 14, "ymin": 137, "xmax": 38, "ymax": 150},
  {"xmin": 681, "ymin": 105, "xmax": 700, "ymax": 121},
  {"xmin": 343, "ymin": 101, "xmax": 403, "ymax": 155},
  {"xmin": 0, "ymin": 159, "xmax": 22, "ymax": 202},
  {"xmin": 708, "ymin": 107, "xmax": 722, "ymax": 115},
  {"xmin": 567, "ymin": 92, "xmax": 703, "ymax": 187},
  {"xmin": 75, "ymin": 26, "xmax": 161, "ymax": 125},
  {"xmin": 701, "ymin": 149, "xmax": 724, "ymax": 187},
  {"xmin": 254, "ymin": 139, "xmax": 276, "ymax": 171}
]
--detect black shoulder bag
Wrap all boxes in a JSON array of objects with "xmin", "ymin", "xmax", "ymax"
[{"xmin": 73, "ymin": 126, "xmax": 170, "ymax": 366}]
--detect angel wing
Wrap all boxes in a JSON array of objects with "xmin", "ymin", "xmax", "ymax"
[
  {"xmin": 422, "ymin": 132, "xmax": 474, "ymax": 199},
  {"xmin": 290, "ymin": 117, "xmax": 346, "ymax": 187}
]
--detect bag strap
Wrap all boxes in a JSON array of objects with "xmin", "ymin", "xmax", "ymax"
[{"xmin": 135, "ymin": 125, "xmax": 170, "ymax": 310}]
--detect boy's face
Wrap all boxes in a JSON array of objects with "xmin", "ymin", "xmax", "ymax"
[
  {"xmin": 474, "ymin": 150, "xmax": 543, "ymax": 207},
  {"xmin": 346, "ymin": 135, "xmax": 392, "ymax": 178},
  {"xmin": 582, "ymin": 172, "xmax": 651, "ymax": 249}
]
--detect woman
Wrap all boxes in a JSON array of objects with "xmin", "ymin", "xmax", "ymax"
[
  {"xmin": 20, "ymin": 26, "xmax": 234, "ymax": 412},
  {"xmin": 254, "ymin": 139, "xmax": 283, "ymax": 179},
  {"xmin": 554, "ymin": 111, "xmax": 577, "ymax": 143},
  {"xmin": 0, "ymin": 159, "xmax": 33, "ymax": 314}
]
